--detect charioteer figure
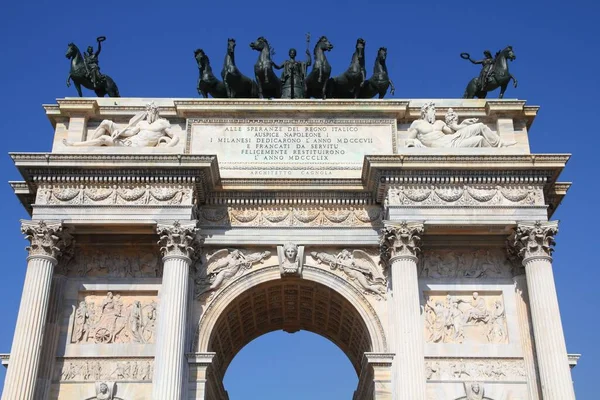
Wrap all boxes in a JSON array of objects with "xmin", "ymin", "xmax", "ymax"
[
  {"xmin": 275, "ymin": 48, "xmax": 312, "ymax": 98},
  {"xmin": 84, "ymin": 36, "xmax": 106, "ymax": 89}
]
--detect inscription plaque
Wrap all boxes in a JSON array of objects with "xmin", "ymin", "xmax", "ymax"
[{"xmin": 188, "ymin": 118, "xmax": 396, "ymax": 178}]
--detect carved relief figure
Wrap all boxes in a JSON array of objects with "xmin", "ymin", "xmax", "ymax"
[
  {"xmin": 419, "ymin": 249, "xmax": 513, "ymax": 279},
  {"xmin": 195, "ymin": 249, "xmax": 271, "ymax": 297},
  {"xmin": 310, "ymin": 249, "xmax": 386, "ymax": 298},
  {"xmin": 405, "ymin": 103, "xmax": 515, "ymax": 148},
  {"xmin": 424, "ymin": 292, "xmax": 507, "ymax": 344},
  {"xmin": 94, "ymin": 381, "xmax": 114, "ymax": 400},
  {"xmin": 425, "ymin": 359, "xmax": 526, "ymax": 382},
  {"xmin": 72, "ymin": 292, "xmax": 157, "ymax": 344},
  {"xmin": 63, "ymin": 247, "xmax": 161, "ymax": 278},
  {"xmin": 59, "ymin": 359, "xmax": 153, "ymax": 383},
  {"xmin": 63, "ymin": 102, "xmax": 179, "ymax": 147},
  {"xmin": 278, "ymin": 243, "xmax": 304, "ymax": 276}
]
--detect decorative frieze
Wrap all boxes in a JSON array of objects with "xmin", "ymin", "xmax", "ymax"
[
  {"xmin": 196, "ymin": 205, "xmax": 383, "ymax": 227},
  {"xmin": 310, "ymin": 249, "xmax": 386, "ymax": 298},
  {"xmin": 424, "ymin": 292, "xmax": 508, "ymax": 344},
  {"xmin": 36, "ymin": 184, "xmax": 193, "ymax": 206},
  {"xmin": 386, "ymin": 184, "xmax": 544, "ymax": 207},
  {"xmin": 58, "ymin": 245, "xmax": 161, "ymax": 277},
  {"xmin": 71, "ymin": 292, "xmax": 157, "ymax": 344},
  {"xmin": 194, "ymin": 249, "xmax": 271, "ymax": 298},
  {"xmin": 425, "ymin": 358, "xmax": 527, "ymax": 382},
  {"xmin": 419, "ymin": 248, "xmax": 513, "ymax": 279},
  {"xmin": 57, "ymin": 358, "xmax": 153, "ymax": 382}
]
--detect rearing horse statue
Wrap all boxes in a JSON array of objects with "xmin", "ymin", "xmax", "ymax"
[
  {"xmin": 250, "ymin": 37, "xmax": 281, "ymax": 99},
  {"xmin": 327, "ymin": 38, "xmax": 366, "ymax": 99},
  {"xmin": 359, "ymin": 47, "xmax": 395, "ymax": 99},
  {"xmin": 305, "ymin": 36, "xmax": 334, "ymax": 99},
  {"xmin": 221, "ymin": 38, "xmax": 258, "ymax": 98},
  {"xmin": 463, "ymin": 46, "xmax": 518, "ymax": 99},
  {"xmin": 65, "ymin": 43, "xmax": 120, "ymax": 97},
  {"xmin": 195, "ymin": 49, "xmax": 227, "ymax": 98}
]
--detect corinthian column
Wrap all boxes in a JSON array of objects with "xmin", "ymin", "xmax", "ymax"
[
  {"xmin": 509, "ymin": 221, "xmax": 575, "ymax": 400},
  {"xmin": 2, "ymin": 221, "xmax": 72, "ymax": 400},
  {"xmin": 380, "ymin": 222, "xmax": 426, "ymax": 400},
  {"xmin": 153, "ymin": 221, "xmax": 201, "ymax": 400}
]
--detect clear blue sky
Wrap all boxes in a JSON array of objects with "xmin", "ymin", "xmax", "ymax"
[{"xmin": 0, "ymin": 0, "xmax": 598, "ymax": 398}]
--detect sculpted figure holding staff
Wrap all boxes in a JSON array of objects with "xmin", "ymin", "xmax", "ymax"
[{"xmin": 275, "ymin": 34, "xmax": 312, "ymax": 98}]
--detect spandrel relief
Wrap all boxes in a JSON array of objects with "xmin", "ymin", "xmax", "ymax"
[
  {"xmin": 59, "ymin": 245, "xmax": 162, "ymax": 277},
  {"xmin": 310, "ymin": 249, "xmax": 386, "ymax": 298},
  {"xmin": 71, "ymin": 292, "xmax": 157, "ymax": 344},
  {"xmin": 278, "ymin": 243, "xmax": 304, "ymax": 276},
  {"xmin": 424, "ymin": 292, "xmax": 507, "ymax": 344},
  {"xmin": 419, "ymin": 249, "xmax": 514, "ymax": 279},
  {"xmin": 194, "ymin": 249, "xmax": 271, "ymax": 298},
  {"xmin": 57, "ymin": 358, "xmax": 153, "ymax": 382}
]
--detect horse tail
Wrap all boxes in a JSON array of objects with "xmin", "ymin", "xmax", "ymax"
[{"xmin": 105, "ymin": 76, "xmax": 121, "ymax": 97}]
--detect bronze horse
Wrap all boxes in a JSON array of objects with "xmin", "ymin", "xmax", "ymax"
[
  {"xmin": 221, "ymin": 38, "xmax": 257, "ymax": 98},
  {"xmin": 359, "ymin": 47, "xmax": 395, "ymax": 99},
  {"xmin": 65, "ymin": 43, "xmax": 120, "ymax": 97},
  {"xmin": 250, "ymin": 37, "xmax": 281, "ymax": 99},
  {"xmin": 195, "ymin": 49, "xmax": 227, "ymax": 98},
  {"xmin": 305, "ymin": 36, "xmax": 334, "ymax": 99},
  {"xmin": 463, "ymin": 46, "xmax": 518, "ymax": 99},
  {"xmin": 327, "ymin": 38, "xmax": 366, "ymax": 99}
]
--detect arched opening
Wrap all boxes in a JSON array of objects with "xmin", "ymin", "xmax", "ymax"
[
  {"xmin": 224, "ymin": 330, "xmax": 357, "ymax": 399},
  {"xmin": 192, "ymin": 268, "xmax": 392, "ymax": 400}
]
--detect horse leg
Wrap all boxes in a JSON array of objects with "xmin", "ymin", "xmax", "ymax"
[
  {"xmin": 498, "ymin": 84, "xmax": 508, "ymax": 99},
  {"xmin": 321, "ymin": 80, "xmax": 328, "ymax": 100},
  {"xmin": 264, "ymin": 69, "xmax": 269, "ymax": 84},
  {"xmin": 224, "ymin": 81, "xmax": 232, "ymax": 98},
  {"xmin": 75, "ymin": 82, "xmax": 83, "ymax": 97},
  {"xmin": 257, "ymin": 79, "xmax": 264, "ymax": 99}
]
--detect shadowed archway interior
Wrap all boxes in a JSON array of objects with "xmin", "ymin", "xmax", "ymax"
[{"xmin": 207, "ymin": 278, "xmax": 372, "ymax": 378}]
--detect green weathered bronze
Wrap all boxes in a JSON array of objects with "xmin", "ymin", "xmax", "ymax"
[
  {"xmin": 275, "ymin": 45, "xmax": 312, "ymax": 99},
  {"xmin": 195, "ymin": 49, "xmax": 227, "ymax": 98},
  {"xmin": 66, "ymin": 36, "xmax": 120, "ymax": 97},
  {"xmin": 327, "ymin": 38, "xmax": 366, "ymax": 99},
  {"xmin": 462, "ymin": 46, "xmax": 518, "ymax": 99},
  {"xmin": 305, "ymin": 36, "xmax": 333, "ymax": 99},
  {"xmin": 359, "ymin": 47, "xmax": 395, "ymax": 99},
  {"xmin": 221, "ymin": 38, "xmax": 258, "ymax": 98},
  {"xmin": 250, "ymin": 37, "xmax": 281, "ymax": 99}
]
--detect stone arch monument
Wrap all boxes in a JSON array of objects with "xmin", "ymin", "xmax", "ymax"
[{"xmin": 2, "ymin": 98, "xmax": 577, "ymax": 400}]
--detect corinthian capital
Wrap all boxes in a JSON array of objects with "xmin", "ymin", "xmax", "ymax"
[
  {"xmin": 509, "ymin": 221, "xmax": 558, "ymax": 262},
  {"xmin": 380, "ymin": 222, "xmax": 424, "ymax": 266},
  {"xmin": 156, "ymin": 220, "xmax": 202, "ymax": 260},
  {"xmin": 21, "ymin": 220, "xmax": 73, "ymax": 261}
]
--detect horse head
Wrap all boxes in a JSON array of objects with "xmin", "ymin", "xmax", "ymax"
[
  {"xmin": 250, "ymin": 36, "xmax": 268, "ymax": 52},
  {"xmin": 66, "ymin": 43, "xmax": 79, "ymax": 59},
  {"xmin": 315, "ymin": 36, "xmax": 334, "ymax": 53},
  {"xmin": 502, "ymin": 45, "xmax": 516, "ymax": 61},
  {"xmin": 377, "ymin": 47, "xmax": 387, "ymax": 62},
  {"xmin": 227, "ymin": 38, "xmax": 236, "ymax": 55},
  {"xmin": 194, "ymin": 49, "xmax": 208, "ymax": 67},
  {"xmin": 355, "ymin": 38, "xmax": 366, "ymax": 52}
]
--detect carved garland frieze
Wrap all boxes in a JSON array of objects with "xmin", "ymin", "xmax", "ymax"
[
  {"xmin": 35, "ymin": 184, "xmax": 193, "ymax": 206},
  {"xmin": 425, "ymin": 358, "xmax": 526, "ymax": 381},
  {"xmin": 196, "ymin": 206, "xmax": 383, "ymax": 227},
  {"xmin": 385, "ymin": 184, "xmax": 544, "ymax": 207},
  {"xmin": 419, "ymin": 248, "xmax": 514, "ymax": 279},
  {"xmin": 424, "ymin": 292, "xmax": 508, "ymax": 344},
  {"xmin": 71, "ymin": 292, "xmax": 157, "ymax": 344},
  {"xmin": 57, "ymin": 358, "xmax": 153, "ymax": 382}
]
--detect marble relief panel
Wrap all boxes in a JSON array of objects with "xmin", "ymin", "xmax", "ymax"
[
  {"xmin": 56, "ymin": 358, "xmax": 154, "ymax": 382},
  {"xmin": 425, "ymin": 358, "xmax": 526, "ymax": 382},
  {"xmin": 419, "ymin": 248, "xmax": 514, "ymax": 279},
  {"xmin": 71, "ymin": 291, "xmax": 157, "ymax": 345},
  {"xmin": 424, "ymin": 291, "xmax": 508, "ymax": 345}
]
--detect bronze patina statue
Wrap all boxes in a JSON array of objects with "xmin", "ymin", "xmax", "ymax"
[
  {"xmin": 275, "ymin": 39, "xmax": 312, "ymax": 99},
  {"xmin": 221, "ymin": 38, "xmax": 258, "ymax": 98},
  {"xmin": 327, "ymin": 38, "xmax": 366, "ymax": 99},
  {"xmin": 359, "ymin": 47, "xmax": 395, "ymax": 99},
  {"xmin": 195, "ymin": 49, "xmax": 227, "ymax": 98},
  {"xmin": 462, "ymin": 46, "xmax": 518, "ymax": 99},
  {"xmin": 250, "ymin": 37, "xmax": 281, "ymax": 99},
  {"xmin": 66, "ymin": 36, "xmax": 120, "ymax": 97},
  {"xmin": 305, "ymin": 36, "xmax": 333, "ymax": 99}
]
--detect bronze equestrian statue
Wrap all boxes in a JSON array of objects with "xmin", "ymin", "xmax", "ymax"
[
  {"xmin": 195, "ymin": 49, "xmax": 227, "ymax": 98},
  {"xmin": 305, "ymin": 36, "xmax": 334, "ymax": 99},
  {"xmin": 65, "ymin": 37, "xmax": 120, "ymax": 97},
  {"xmin": 221, "ymin": 38, "xmax": 258, "ymax": 98},
  {"xmin": 462, "ymin": 46, "xmax": 518, "ymax": 99},
  {"xmin": 250, "ymin": 37, "xmax": 281, "ymax": 99},
  {"xmin": 327, "ymin": 38, "xmax": 366, "ymax": 99},
  {"xmin": 359, "ymin": 47, "xmax": 395, "ymax": 99}
]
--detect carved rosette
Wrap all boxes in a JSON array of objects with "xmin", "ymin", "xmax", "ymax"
[
  {"xmin": 21, "ymin": 220, "xmax": 73, "ymax": 263},
  {"xmin": 379, "ymin": 222, "xmax": 424, "ymax": 267},
  {"xmin": 508, "ymin": 221, "xmax": 558, "ymax": 263},
  {"xmin": 156, "ymin": 221, "xmax": 202, "ymax": 262}
]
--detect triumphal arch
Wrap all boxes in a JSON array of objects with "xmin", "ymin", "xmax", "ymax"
[{"xmin": 3, "ymin": 98, "xmax": 577, "ymax": 400}]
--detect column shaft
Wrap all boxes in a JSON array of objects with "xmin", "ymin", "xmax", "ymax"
[
  {"xmin": 2, "ymin": 256, "xmax": 55, "ymax": 400},
  {"xmin": 152, "ymin": 256, "xmax": 192, "ymax": 400},
  {"xmin": 513, "ymin": 274, "xmax": 541, "ymax": 400},
  {"xmin": 390, "ymin": 256, "xmax": 426, "ymax": 400},
  {"xmin": 525, "ymin": 257, "xmax": 575, "ymax": 400}
]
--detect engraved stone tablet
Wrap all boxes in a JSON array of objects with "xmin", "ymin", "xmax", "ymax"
[{"xmin": 188, "ymin": 118, "xmax": 396, "ymax": 178}]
